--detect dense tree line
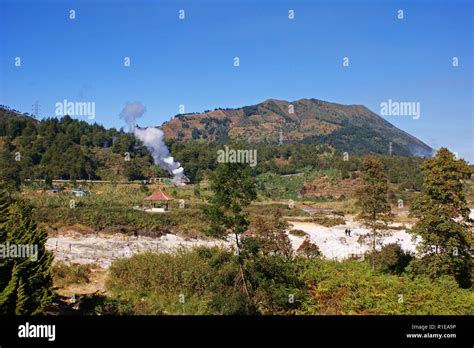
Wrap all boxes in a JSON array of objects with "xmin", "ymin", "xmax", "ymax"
[
  {"xmin": 302, "ymin": 126, "xmax": 413, "ymax": 156},
  {"xmin": 0, "ymin": 109, "xmax": 154, "ymax": 185},
  {"xmin": 168, "ymin": 139, "xmax": 424, "ymax": 187}
]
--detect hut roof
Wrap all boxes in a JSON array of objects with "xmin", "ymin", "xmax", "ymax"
[{"xmin": 144, "ymin": 189, "xmax": 173, "ymax": 201}]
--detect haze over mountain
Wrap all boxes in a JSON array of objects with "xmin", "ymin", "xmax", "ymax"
[{"xmin": 161, "ymin": 98, "xmax": 433, "ymax": 157}]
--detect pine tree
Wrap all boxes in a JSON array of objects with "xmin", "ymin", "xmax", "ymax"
[
  {"xmin": 15, "ymin": 277, "xmax": 28, "ymax": 315},
  {"xmin": 355, "ymin": 156, "xmax": 393, "ymax": 269},
  {"xmin": 0, "ymin": 192, "xmax": 53, "ymax": 314},
  {"xmin": 0, "ymin": 144, "xmax": 21, "ymax": 190},
  {"xmin": 0, "ymin": 186, "xmax": 12, "ymax": 294},
  {"xmin": 0, "ymin": 264, "xmax": 18, "ymax": 314},
  {"xmin": 408, "ymin": 148, "xmax": 472, "ymax": 288},
  {"xmin": 0, "ymin": 186, "xmax": 9, "ymax": 224}
]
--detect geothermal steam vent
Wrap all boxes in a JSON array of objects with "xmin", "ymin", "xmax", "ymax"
[{"xmin": 119, "ymin": 102, "xmax": 188, "ymax": 185}]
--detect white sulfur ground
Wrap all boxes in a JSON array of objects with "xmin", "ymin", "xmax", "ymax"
[
  {"xmin": 46, "ymin": 232, "xmax": 228, "ymax": 268},
  {"xmin": 287, "ymin": 218, "xmax": 419, "ymax": 260},
  {"xmin": 46, "ymin": 222, "xmax": 418, "ymax": 267},
  {"xmin": 48, "ymin": 209, "xmax": 473, "ymax": 267}
]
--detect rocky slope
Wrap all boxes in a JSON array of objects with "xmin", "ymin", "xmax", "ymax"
[{"xmin": 161, "ymin": 98, "xmax": 433, "ymax": 156}]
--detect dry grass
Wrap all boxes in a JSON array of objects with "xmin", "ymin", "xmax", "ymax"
[{"xmin": 52, "ymin": 262, "xmax": 93, "ymax": 289}]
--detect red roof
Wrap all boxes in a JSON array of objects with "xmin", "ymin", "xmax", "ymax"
[{"xmin": 144, "ymin": 189, "xmax": 173, "ymax": 201}]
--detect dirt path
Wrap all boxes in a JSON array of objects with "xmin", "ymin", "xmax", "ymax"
[{"xmin": 55, "ymin": 265, "xmax": 108, "ymax": 298}]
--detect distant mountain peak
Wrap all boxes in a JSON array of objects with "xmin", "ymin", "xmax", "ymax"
[{"xmin": 160, "ymin": 98, "xmax": 433, "ymax": 157}]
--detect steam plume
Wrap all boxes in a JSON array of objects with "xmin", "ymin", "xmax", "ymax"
[
  {"xmin": 119, "ymin": 102, "xmax": 188, "ymax": 185},
  {"xmin": 119, "ymin": 102, "xmax": 146, "ymax": 133}
]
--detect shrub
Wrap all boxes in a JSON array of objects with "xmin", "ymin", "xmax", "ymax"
[
  {"xmin": 106, "ymin": 248, "xmax": 474, "ymax": 315},
  {"xmin": 244, "ymin": 212, "xmax": 293, "ymax": 260},
  {"xmin": 74, "ymin": 294, "xmax": 134, "ymax": 315},
  {"xmin": 244, "ymin": 254, "xmax": 306, "ymax": 314},
  {"xmin": 106, "ymin": 246, "xmax": 307, "ymax": 315},
  {"xmin": 296, "ymin": 238, "xmax": 321, "ymax": 258},
  {"xmin": 106, "ymin": 247, "xmax": 247, "ymax": 315},
  {"xmin": 52, "ymin": 262, "xmax": 91, "ymax": 288},
  {"xmin": 289, "ymin": 229, "xmax": 308, "ymax": 237},
  {"xmin": 364, "ymin": 243, "xmax": 413, "ymax": 274},
  {"xmin": 312, "ymin": 215, "xmax": 345, "ymax": 227},
  {"xmin": 298, "ymin": 258, "xmax": 474, "ymax": 315}
]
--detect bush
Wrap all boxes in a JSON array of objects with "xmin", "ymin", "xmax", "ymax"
[
  {"xmin": 312, "ymin": 215, "xmax": 345, "ymax": 227},
  {"xmin": 106, "ymin": 246, "xmax": 307, "ymax": 315},
  {"xmin": 296, "ymin": 238, "xmax": 321, "ymax": 258},
  {"xmin": 364, "ymin": 243, "xmax": 413, "ymax": 274},
  {"xmin": 52, "ymin": 262, "xmax": 91, "ymax": 288},
  {"xmin": 289, "ymin": 229, "xmax": 308, "ymax": 237},
  {"xmin": 244, "ymin": 254, "xmax": 306, "ymax": 314},
  {"xmin": 73, "ymin": 294, "xmax": 134, "ymax": 315},
  {"xmin": 297, "ymin": 258, "xmax": 473, "ymax": 315},
  {"xmin": 106, "ymin": 247, "xmax": 248, "ymax": 315},
  {"xmin": 106, "ymin": 247, "xmax": 473, "ymax": 315},
  {"xmin": 244, "ymin": 213, "xmax": 293, "ymax": 260}
]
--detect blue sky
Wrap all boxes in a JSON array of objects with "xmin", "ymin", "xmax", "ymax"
[{"xmin": 0, "ymin": 0, "xmax": 472, "ymax": 161}]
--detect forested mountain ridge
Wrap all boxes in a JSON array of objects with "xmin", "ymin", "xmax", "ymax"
[
  {"xmin": 161, "ymin": 98, "xmax": 433, "ymax": 156},
  {"xmin": 0, "ymin": 104, "xmax": 428, "ymax": 185}
]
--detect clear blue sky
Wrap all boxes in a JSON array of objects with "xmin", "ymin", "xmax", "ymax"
[{"xmin": 1, "ymin": 0, "xmax": 472, "ymax": 161}]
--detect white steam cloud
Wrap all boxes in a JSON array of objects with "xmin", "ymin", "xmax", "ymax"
[{"xmin": 119, "ymin": 102, "xmax": 188, "ymax": 185}]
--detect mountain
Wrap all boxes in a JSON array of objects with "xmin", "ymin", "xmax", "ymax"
[
  {"xmin": 0, "ymin": 103, "xmax": 431, "ymax": 186},
  {"xmin": 160, "ymin": 98, "xmax": 433, "ymax": 157}
]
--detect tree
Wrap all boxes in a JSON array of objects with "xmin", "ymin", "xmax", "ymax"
[
  {"xmin": 364, "ymin": 243, "xmax": 413, "ymax": 274},
  {"xmin": 244, "ymin": 211, "xmax": 293, "ymax": 261},
  {"xmin": 204, "ymin": 163, "xmax": 257, "ymax": 301},
  {"xmin": 296, "ymin": 237, "xmax": 322, "ymax": 259},
  {"xmin": 0, "ymin": 143, "xmax": 21, "ymax": 190},
  {"xmin": 408, "ymin": 148, "xmax": 472, "ymax": 288},
  {"xmin": 0, "ymin": 188, "xmax": 53, "ymax": 314},
  {"xmin": 355, "ymin": 156, "xmax": 393, "ymax": 269},
  {"xmin": 123, "ymin": 160, "xmax": 146, "ymax": 181}
]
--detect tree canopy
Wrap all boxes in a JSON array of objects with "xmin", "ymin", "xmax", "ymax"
[{"xmin": 408, "ymin": 148, "xmax": 472, "ymax": 288}]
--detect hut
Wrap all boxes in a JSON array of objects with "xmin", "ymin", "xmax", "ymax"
[{"xmin": 143, "ymin": 189, "xmax": 173, "ymax": 213}]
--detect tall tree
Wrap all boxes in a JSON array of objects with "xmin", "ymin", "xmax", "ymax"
[
  {"xmin": 0, "ymin": 142, "xmax": 21, "ymax": 190},
  {"xmin": 355, "ymin": 155, "xmax": 393, "ymax": 269},
  {"xmin": 0, "ymin": 188, "xmax": 53, "ymax": 314},
  {"xmin": 244, "ymin": 211, "xmax": 293, "ymax": 261},
  {"xmin": 408, "ymin": 148, "xmax": 472, "ymax": 288},
  {"xmin": 0, "ymin": 185, "xmax": 12, "ymax": 293},
  {"xmin": 204, "ymin": 163, "xmax": 257, "ymax": 300}
]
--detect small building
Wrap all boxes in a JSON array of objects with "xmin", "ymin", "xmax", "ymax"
[
  {"xmin": 149, "ymin": 177, "xmax": 173, "ymax": 185},
  {"xmin": 143, "ymin": 189, "xmax": 173, "ymax": 213},
  {"xmin": 72, "ymin": 188, "xmax": 90, "ymax": 197}
]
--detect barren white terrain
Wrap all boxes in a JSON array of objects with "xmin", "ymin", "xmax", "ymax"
[
  {"xmin": 287, "ymin": 219, "xmax": 418, "ymax": 260},
  {"xmin": 46, "ymin": 217, "xmax": 421, "ymax": 267}
]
